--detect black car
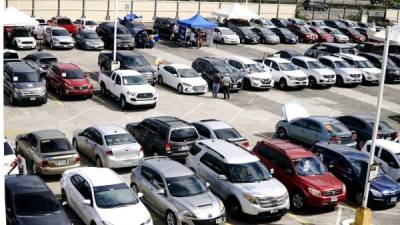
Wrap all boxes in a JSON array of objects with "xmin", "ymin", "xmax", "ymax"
[
  {"xmin": 22, "ymin": 52, "xmax": 58, "ymax": 73},
  {"xmin": 75, "ymin": 30, "xmax": 104, "ymax": 50},
  {"xmin": 153, "ymin": 17, "xmax": 176, "ymax": 39},
  {"xmin": 271, "ymin": 28, "xmax": 298, "ymax": 44},
  {"xmin": 126, "ymin": 116, "xmax": 199, "ymax": 160},
  {"xmin": 250, "ymin": 27, "xmax": 280, "ymax": 44},
  {"xmin": 303, "ymin": 0, "xmax": 328, "ymax": 11},
  {"xmin": 192, "ymin": 57, "xmax": 244, "ymax": 91},
  {"xmin": 230, "ymin": 27, "xmax": 259, "ymax": 44},
  {"xmin": 324, "ymin": 20, "xmax": 347, "ymax": 29},
  {"xmin": 275, "ymin": 50, "xmax": 303, "ymax": 60},
  {"xmin": 305, "ymin": 43, "xmax": 358, "ymax": 58},
  {"xmin": 337, "ymin": 115, "xmax": 398, "ymax": 149},
  {"xmin": 271, "ymin": 18, "xmax": 290, "ymax": 28},
  {"xmin": 5, "ymin": 175, "xmax": 72, "ymax": 225},
  {"xmin": 358, "ymin": 53, "xmax": 400, "ymax": 83},
  {"xmin": 96, "ymin": 22, "xmax": 135, "ymax": 49}
]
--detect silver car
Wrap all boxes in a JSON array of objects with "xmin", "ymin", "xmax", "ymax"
[
  {"xmin": 72, "ymin": 124, "xmax": 143, "ymax": 168},
  {"xmin": 186, "ymin": 139, "xmax": 290, "ymax": 220},
  {"xmin": 131, "ymin": 156, "xmax": 226, "ymax": 225}
]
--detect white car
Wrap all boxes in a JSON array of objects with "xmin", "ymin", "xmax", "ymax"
[
  {"xmin": 158, "ymin": 64, "xmax": 208, "ymax": 94},
  {"xmin": 11, "ymin": 28, "xmax": 36, "ymax": 49},
  {"xmin": 336, "ymin": 53, "xmax": 381, "ymax": 84},
  {"xmin": 74, "ymin": 18, "xmax": 98, "ymax": 32},
  {"xmin": 226, "ymin": 56, "xmax": 274, "ymax": 89},
  {"xmin": 213, "ymin": 27, "xmax": 240, "ymax": 44},
  {"xmin": 60, "ymin": 167, "xmax": 153, "ymax": 225},
  {"xmin": 262, "ymin": 57, "xmax": 308, "ymax": 89},
  {"xmin": 319, "ymin": 56, "xmax": 362, "ymax": 86},
  {"xmin": 44, "ymin": 26, "xmax": 75, "ymax": 49},
  {"xmin": 4, "ymin": 140, "xmax": 17, "ymax": 175},
  {"xmin": 291, "ymin": 56, "xmax": 336, "ymax": 88},
  {"xmin": 362, "ymin": 139, "xmax": 400, "ymax": 183}
]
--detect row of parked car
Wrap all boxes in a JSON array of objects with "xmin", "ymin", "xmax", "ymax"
[{"xmin": 5, "ymin": 105, "xmax": 400, "ymax": 225}]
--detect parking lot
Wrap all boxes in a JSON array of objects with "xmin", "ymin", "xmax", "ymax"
[{"xmin": 5, "ymin": 39, "xmax": 400, "ymax": 225}]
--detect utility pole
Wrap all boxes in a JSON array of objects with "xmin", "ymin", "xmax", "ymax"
[
  {"xmin": 82, "ymin": 0, "xmax": 86, "ymax": 18},
  {"xmin": 106, "ymin": 0, "xmax": 111, "ymax": 20},
  {"xmin": 154, "ymin": 0, "xmax": 158, "ymax": 20},
  {"xmin": 31, "ymin": 0, "xmax": 35, "ymax": 17},
  {"xmin": 276, "ymin": 0, "xmax": 281, "ymax": 18},
  {"xmin": 57, "ymin": 0, "xmax": 61, "ymax": 16}
]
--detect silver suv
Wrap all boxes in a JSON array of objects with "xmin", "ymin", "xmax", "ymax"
[
  {"xmin": 131, "ymin": 156, "xmax": 226, "ymax": 225},
  {"xmin": 186, "ymin": 139, "xmax": 289, "ymax": 220}
]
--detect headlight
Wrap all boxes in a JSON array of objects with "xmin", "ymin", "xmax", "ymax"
[
  {"xmin": 370, "ymin": 188, "xmax": 383, "ymax": 198},
  {"xmin": 102, "ymin": 221, "xmax": 114, "ymax": 225},
  {"xmin": 308, "ymin": 187, "xmax": 321, "ymax": 197},
  {"xmin": 178, "ymin": 208, "xmax": 196, "ymax": 218},
  {"xmin": 64, "ymin": 83, "xmax": 74, "ymax": 90},
  {"xmin": 53, "ymin": 38, "xmax": 59, "ymax": 42},
  {"xmin": 287, "ymin": 75, "xmax": 297, "ymax": 80},
  {"xmin": 16, "ymin": 39, "xmax": 22, "ymax": 43},
  {"xmin": 182, "ymin": 82, "xmax": 192, "ymax": 87},
  {"xmin": 243, "ymin": 193, "xmax": 258, "ymax": 204},
  {"xmin": 14, "ymin": 88, "xmax": 23, "ymax": 95},
  {"xmin": 219, "ymin": 200, "xmax": 225, "ymax": 213},
  {"xmin": 127, "ymin": 91, "xmax": 136, "ymax": 96},
  {"xmin": 252, "ymin": 77, "xmax": 262, "ymax": 81},
  {"xmin": 143, "ymin": 218, "xmax": 152, "ymax": 225},
  {"xmin": 342, "ymin": 183, "xmax": 346, "ymax": 193}
]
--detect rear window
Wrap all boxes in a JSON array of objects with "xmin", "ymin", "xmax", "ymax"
[
  {"xmin": 4, "ymin": 52, "xmax": 19, "ymax": 60},
  {"xmin": 170, "ymin": 128, "xmax": 199, "ymax": 142},
  {"xmin": 85, "ymin": 20, "xmax": 97, "ymax": 26},
  {"xmin": 214, "ymin": 128, "xmax": 242, "ymax": 140},
  {"xmin": 36, "ymin": 19, "xmax": 46, "ymax": 24},
  {"xmin": 14, "ymin": 191, "xmax": 61, "ymax": 216},
  {"xmin": 40, "ymin": 57, "xmax": 58, "ymax": 65},
  {"xmin": 40, "ymin": 138, "xmax": 72, "ymax": 153},
  {"xmin": 105, "ymin": 133, "xmax": 137, "ymax": 146},
  {"xmin": 57, "ymin": 18, "xmax": 72, "ymax": 25},
  {"xmin": 4, "ymin": 142, "xmax": 14, "ymax": 155},
  {"xmin": 324, "ymin": 123, "xmax": 350, "ymax": 135}
]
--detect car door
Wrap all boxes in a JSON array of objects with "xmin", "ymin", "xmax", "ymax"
[
  {"xmin": 378, "ymin": 148, "xmax": 400, "ymax": 180},
  {"xmin": 111, "ymin": 74, "xmax": 122, "ymax": 97},
  {"xmin": 22, "ymin": 133, "xmax": 38, "ymax": 163},
  {"xmin": 85, "ymin": 128, "xmax": 103, "ymax": 160},
  {"xmin": 160, "ymin": 66, "xmax": 172, "ymax": 87},
  {"xmin": 76, "ymin": 128, "xmax": 93, "ymax": 155},
  {"xmin": 269, "ymin": 61, "xmax": 282, "ymax": 81},
  {"xmin": 164, "ymin": 66, "xmax": 179, "ymax": 88},
  {"xmin": 4, "ymin": 68, "xmax": 12, "ymax": 95},
  {"xmin": 213, "ymin": 28, "xmax": 221, "ymax": 41},
  {"xmin": 5, "ymin": 184, "xmax": 16, "ymax": 225},
  {"xmin": 69, "ymin": 174, "xmax": 97, "ymax": 225},
  {"xmin": 197, "ymin": 153, "xmax": 228, "ymax": 198},
  {"xmin": 75, "ymin": 32, "xmax": 82, "ymax": 46},
  {"xmin": 137, "ymin": 166, "xmax": 167, "ymax": 214},
  {"xmin": 305, "ymin": 120, "xmax": 324, "ymax": 144},
  {"xmin": 144, "ymin": 121, "xmax": 162, "ymax": 152},
  {"xmin": 289, "ymin": 119, "xmax": 310, "ymax": 142}
]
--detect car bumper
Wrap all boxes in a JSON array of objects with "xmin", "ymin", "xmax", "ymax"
[
  {"xmin": 127, "ymin": 97, "xmax": 158, "ymax": 106},
  {"xmin": 240, "ymin": 198, "xmax": 290, "ymax": 216},
  {"xmin": 104, "ymin": 155, "xmax": 143, "ymax": 168},
  {"xmin": 317, "ymin": 77, "xmax": 336, "ymax": 85},
  {"xmin": 117, "ymin": 43, "xmax": 135, "ymax": 48},
  {"xmin": 343, "ymin": 76, "xmax": 362, "ymax": 84},
  {"xmin": 53, "ymin": 43, "xmax": 74, "ymax": 49},
  {"xmin": 182, "ymin": 85, "xmax": 208, "ymax": 93},
  {"xmin": 179, "ymin": 215, "xmax": 225, "ymax": 225},
  {"xmin": 84, "ymin": 44, "xmax": 104, "ymax": 50},
  {"xmin": 38, "ymin": 163, "xmax": 81, "ymax": 175},
  {"xmin": 369, "ymin": 194, "xmax": 400, "ymax": 206},
  {"xmin": 287, "ymin": 79, "xmax": 308, "ymax": 87},
  {"xmin": 14, "ymin": 95, "xmax": 47, "ymax": 104},
  {"xmin": 244, "ymin": 39, "xmax": 259, "ymax": 44},
  {"xmin": 64, "ymin": 89, "xmax": 93, "ymax": 97},
  {"xmin": 305, "ymin": 193, "xmax": 346, "ymax": 207},
  {"xmin": 251, "ymin": 79, "xmax": 274, "ymax": 89},
  {"xmin": 364, "ymin": 74, "xmax": 380, "ymax": 83},
  {"xmin": 224, "ymin": 39, "xmax": 240, "ymax": 44},
  {"xmin": 265, "ymin": 39, "xmax": 280, "ymax": 44},
  {"xmin": 16, "ymin": 43, "xmax": 36, "ymax": 49}
]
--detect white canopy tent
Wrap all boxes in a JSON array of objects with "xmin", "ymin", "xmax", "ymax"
[
  {"xmin": 373, "ymin": 25, "xmax": 400, "ymax": 45},
  {"xmin": 2, "ymin": 7, "xmax": 39, "ymax": 26},
  {"xmin": 212, "ymin": 3, "xmax": 260, "ymax": 20}
]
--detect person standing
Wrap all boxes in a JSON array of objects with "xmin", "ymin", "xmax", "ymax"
[
  {"xmin": 196, "ymin": 29, "xmax": 203, "ymax": 49},
  {"xmin": 212, "ymin": 73, "xmax": 221, "ymax": 98},
  {"xmin": 7, "ymin": 152, "xmax": 27, "ymax": 175},
  {"xmin": 221, "ymin": 76, "xmax": 232, "ymax": 99}
]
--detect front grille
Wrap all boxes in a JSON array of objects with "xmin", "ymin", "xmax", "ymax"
[
  {"xmin": 59, "ymin": 42, "xmax": 71, "ymax": 45},
  {"xmin": 292, "ymin": 76, "xmax": 307, "ymax": 81},
  {"xmin": 350, "ymin": 74, "xmax": 361, "ymax": 78},
  {"xmin": 324, "ymin": 75, "xmax": 335, "ymax": 79},
  {"xmin": 257, "ymin": 194, "xmax": 288, "ymax": 208},
  {"xmin": 22, "ymin": 89, "xmax": 42, "ymax": 96},
  {"xmin": 193, "ymin": 85, "xmax": 206, "ymax": 91},
  {"xmin": 322, "ymin": 189, "xmax": 342, "ymax": 196},
  {"xmin": 137, "ymin": 93, "xmax": 153, "ymax": 98},
  {"xmin": 339, "ymin": 136, "xmax": 354, "ymax": 144},
  {"xmin": 193, "ymin": 217, "xmax": 222, "ymax": 225},
  {"xmin": 22, "ymin": 41, "xmax": 33, "ymax": 44},
  {"xmin": 261, "ymin": 79, "xmax": 271, "ymax": 84},
  {"xmin": 73, "ymin": 86, "xmax": 88, "ymax": 90}
]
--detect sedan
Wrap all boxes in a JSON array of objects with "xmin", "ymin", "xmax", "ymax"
[
  {"xmin": 309, "ymin": 26, "xmax": 334, "ymax": 42},
  {"xmin": 276, "ymin": 103, "xmax": 357, "ymax": 147},
  {"xmin": 22, "ymin": 52, "xmax": 58, "ymax": 73},
  {"xmin": 271, "ymin": 28, "xmax": 298, "ymax": 44},
  {"xmin": 323, "ymin": 27, "xmax": 349, "ymax": 43},
  {"xmin": 75, "ymin": 30, "xmax": 104, "ymax": 50},
  {"xmin": 72, "ymin": 124, "xmax": 143, "ymax": 168},
  {"xmin": 158, "ymin": 64, "xmax": 208, "ymax": 94},
  {"xmin": 338, "ymin": 28, "xmax": 366, "ymax": 43},
  {"xmin": 275, "ymin": 50, "xmax": 303, "ymax": 60},
  {"xmin": 16, "ymin": 129, "xmax": 80, "ymax": 175},
  {"xmin": 251, "ymin": 27, "xmax": 280, "ymax": 44},
  {"xmin": 61, "ymin": 167, "xmax": 153, "ymax": 225},
  {"xmin": 288, "ymin": 25, "xmax": 318, "ymax": 43},
  {"xmin": 231, "ymin": 27, "xmax": 259, "ymax": 44}
]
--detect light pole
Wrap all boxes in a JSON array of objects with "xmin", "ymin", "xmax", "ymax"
[
  {"xmin": 276, "ymin": 0, "xmax": 281, "ymax": 18},
  {"xmin": 112, "ymin": 0, "xmax": 119, "ymax": 70}
]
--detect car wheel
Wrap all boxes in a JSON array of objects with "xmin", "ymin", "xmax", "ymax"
[
  {"xmin": 240, "ymin": 38, "xmax": 245, "ymax": 44},
  {"xmin": 308, "ymin": 76, "xmax": 317, "ymax": 88},
  {"xmin": 177, "ymin": 84, "xmax": 183, "ymax": 94},
  {"xmin": 221, "ymin": 38, "xmax": 225, "ymax": 44},
  {"xmin": 279, "ymin": 78, "xmax": 287, "ymax": 90},
  {"xmin": 96, "ymin": 157, "xmax": 103, "ymax": 167},
  {"xmin": 61, "ymin": 189, "xmax": 68, "ymax": 206},
  {"xmin": 72, "ymin": 139, "xmax": 79, "ymax": 151},
  {"xmin": 355, "ymin": 192, "xmax": 363, "ymax": 205},
  {"xmin": 120, "ymin": 95, "xmax": 127, "ymax": 110},
  {"xmin": 358, "ymin": 140, "xmax": 365, "ymax": 150},
  {"xmin": 131, "ymin": 183, "xmax": 140, "ymax": 193},
  {"xmin": 291, "ymin": 191, "xmax": 305, "ymax": 210},
  {"xmin": 277, "ymin": 127, "xmax": 288, "ymax": 139},
  {"xmin": 158, "ymin": 75, "xmax": 163, "ymax": 85},
  {"xmin": 227, "ymin": 197, "xmax": 242, "ymax": 218},
  {"xmin": 58, "ymin": 89, "xmax": 65, "ymax": 99},
  {"xmin": 50, "ymin": 41, "xmax": 54, "ymax": 49},
  {"xmin": 42, "ymin": 97, "xmax": 48, "ymax": 104},
  {"xmin": 100, "ymin": 83, "xmax": 107, "ymax": 96},
  {"xmin": 336, "ymin": 75, "xmax": 344, "ymax": 87},
  {"xmin": 9, "ymin": 94, "xmax": 15, "ymax": 105},
  {"xmin": 166, "ymin": 211, "xmax": 178, "ymax": 225},
  {"xmin": 150, "ymin": 103, "xmax": 157, "ymax": 109}
]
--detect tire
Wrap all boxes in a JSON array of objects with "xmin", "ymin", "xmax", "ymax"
[
  {"xmin": 277, "ymin": 127, "xmax": 288, "ymax": 139},
  {"xmin": 279, "ymin": 78, "xmax": 287, "ymax": 90},
  {"xmin": 177, "ymin": 84, "xmax": 183, "ymax": 94},
  {"xmin": 131, "ymin": 183, "xmax": 140, "ymax": 193},
  {"xmin": 9, "ymin": 94, "xmax": 15, "ymax": 105},
  {"xmin": 291, "ymin": 191, "xmax": 305, "ymax": 210},
  {"xmin": 150, "ymin": 103, "xmax": 157, "ymax": 109},
  {"xmin": 90, "ymin": 222, "xmax": 97, "ymax": 225},
  {"xmin": 358, "ymin": 140, "xmax": 365, "ymax": 150},
  {"xmin": 336, "ymin": 75, "xmax": 344, "ymax": 87},
  {"xmin": 96, "ymin": 157, "xmax": 103, "ymax": 167},
  {"xmin": 100, "ymin": 83, "xmax": 107, "ymax": 97},
  {"xmin": 152, "ymin": 147, "xmax": 159, "ymax": 156},
  {"xmin": 72, "ymin": 139, "xmax": 79, "ymax": 151},
  {"xmin": 308, "ymin": 76, "xmax": 317, "ymax": 88},
  {"xmin": 355, "ymin": 192, "xmax": 363, "ymax": 205},
  {"xmin": 158, "ymin": 75, "xmax": 163, "ymax": 85},
  {"xmin": 240, "ymin": 38, "xmax": 245, "ymax": 44},
  {"xmin": 100, "ymin": 64, "xmax": 106, "ymax": 71},
  {"xmin": 61, "ymin": 189, "xmax": 68, "ymax": 206},
  {"xmin": 50, "ymin": 41, "xmax": 54, "ymax": 49},
  {"xmin": 166, "ymin": 211, "xmax": 178, "ymax": 225},
  {"xmin": 221, "ymin": 38, "xmax": 225, "ymax": 44},
  {"xmin": 226, "ymin": 197, "xmax": 242, "ymax": 219},
  {"xmin": 120, "ymin": 95, "xmax": 128, "ymax": 110},
  {"xmin": 42, "ymin": 97, "xmax": 48, "ymax": 104},
  {"xmin": 58, "ymin": 89, "xmax": 65, "ymax": 99}
]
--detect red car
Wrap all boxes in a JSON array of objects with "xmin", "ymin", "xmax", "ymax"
[
  {"xmin": 253, "ymin": 139, "xmax": 346, "ymax": 210},
  {"xmin": 47, "ymin": 63, "xmax": 93, "ymax": 98},
  {"xmin": 309, "ymin": 26, "xmax": 334, "ymax": 42},
  {"xmin": 288, "ymin": 24, "xmax": 318, "ymax": 43},
  {"xmin": 339, "ymin": 28, "xmax": 366, "ymax": 43},
  {"xmin": 48, "ymin": 16, "xmax": 77, "ymax": 35}
]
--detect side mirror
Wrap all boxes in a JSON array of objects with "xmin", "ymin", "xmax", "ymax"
[
  {"xmin": 206, "ymin": 182, "xmax": 211, "ymax": 188},
  {"xmin": 284, "ymin": 169, "xmax": 293, "ymax": 175},
  {"xmin": 270, "ymin": 168, "xmax": 274, "ymax": 174},
  {"xmin": 217, "ymin": 175, "xmax": 227, "ymax": 180},
  {"xmin": 137, "ymin": 192, "xmax": 144, "ymax": 198},
  {"xmin": 82, "ymin": 199, "xmax": 91, "ymax": 206},
  {"xmin": 156, "ymin": 189, "xmax": 165, "ymax": 195},
  {"xmin": 40, "ymin": 72, "xmax": 47, "ymax": 78}
]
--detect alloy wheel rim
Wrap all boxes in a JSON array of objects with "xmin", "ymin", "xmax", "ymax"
[
  {"xmin": 167, "ymin": 213, "xmax": 176, "ymax": 225},
  {"xmin": 121, "ymin": 98, "xmax": 126, "ymax": 108},
  {"xmin": 96, "ymin": 158, "xmax": 102, "ymax": 167},
  {"xmin": 32, "ymin": 163, "xmax": 37, "ymax": 174},
  {"xmin": 178, "ymin": 85, "xmax": 183, "ymax": 93},
  {"xmin": 293, "ymin": 193, "xmax": 303, "ymax": 209},
  {"xmin": 278, "ymin": 129, "xmax": 285, "ymax": 138}
]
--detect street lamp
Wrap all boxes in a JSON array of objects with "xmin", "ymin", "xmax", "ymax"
[{"xmin": 112, "ymin": 0, "xmax": 120, "ymax": 71}]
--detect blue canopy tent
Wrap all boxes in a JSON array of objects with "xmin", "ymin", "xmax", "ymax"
[{"xmin": 177, "ymin": 13, "xmax": 217, "ymax": 47}]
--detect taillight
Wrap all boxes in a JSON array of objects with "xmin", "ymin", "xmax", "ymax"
[
  {"xmin": 75, "ymin": 155, "xmax": 80, "ymax": 163},
  {"xmin": 165, "ymin": 143, "xmax": 172, "ymax": 152},
  {"xmin": 330, "ymin": 136, "xmax": 340, "ymax": 143},
  {"xmin": 242, "ymin": 141, "xmax": 250, "ymax": 149},
  {"xmin": 41, "ymin": 160, "xmax": 49, "ymax": 167},
  {"xmin": 352, "ymin": 133, "xmax": 357, "ymax": 141},
  {"xmin": 139, "ymin": 146, "xmax": 144, "ymax": 156},
  {"xmin": 106, "ymin": 149, "xmax": 113, "ymax": 156}
]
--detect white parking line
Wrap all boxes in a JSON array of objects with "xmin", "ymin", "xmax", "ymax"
[
  {"xmin": 229, "ymin": 108, "xmax": 244, "ymax": 123},
  {"xmin": 61, "ymin": 107, "xmax": 94, "ymax": 125},
  {"xmin": 182, "ymin": 102, "xmax": 203, "ymax": 119},
  {"xmin": 247, "ymin": 97, "xmax": 255, "ymax": 105}
]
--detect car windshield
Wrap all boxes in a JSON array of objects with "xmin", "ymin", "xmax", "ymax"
[
  {"xmin": 242, "ymin": 28, "xmax": 254, "ymax": 36},
  {"xmin": 63, "ymin": 69, "xmax": 85, "ymax": 79},
  {"xmin": 367, "ymin": 120, "xmax": 393, "ymax": 131},
  {"xmin": 307, "ymin": 61, "xmax": 325, "ymax": 69},
  {"xmin": 4, "ymin": 142, "xmax": 14, "ymax": 155},
  {"xmin": 331, "ymin": 29, "xmax": 343, "ymax": 35},
  {"xmin": 315, "ymin": 28, "xmax": 327, "ymax": 34},
  {"xmin": 94, "ymin": 183, "xmax": 139, "ymax": 208},
  {"xmin": 351, "ymin": 159, "xmax": 384, "ymax": 178},
  {"xmin": 279, "ymin": 62, "xmax": 298, "ymax": 71},
  {"xmin": 4, "ymin": 52, "xmax": 19, "ymax": 60},
  {"xmin": 228, "ymin": 161, "xmax": 272, "ymax": 183},
  {"xmin": 36, "ymin": 19, "xmax": 46, "ymax": 24},
  {"xmin": 295, "ymin": 20, "xmax": 306, "ymax": 26},
  {"xmin": 214, "ymin": 62, "xmax": 234, "ymax": 73},
  {"xmin": 14, "ymin": 29, "xmax": 31, "ymax": 37},
  {"xmin": 104, "ymin": 133, "xmax": 137, "ymax": 146},
  {"xmin": 178, "ymin": 68, "xmax": 199, "ymax": 78},
  {"xmin": 115, "ymin": 27, "xmax": 129, "ymax": 34},
  {"xmin": 314, "ymin": 21, "xmax": 325, "ymax": 26},
  {"xmin": 260, "ymin": 28, "xmax": 274, "ymax": 35},
  {"xmin": 40, "ymin": 57, "xmax": 58, "ymax": 65},
  {"xmin": 334, "ymin": 60, "xmax": 352, "ymax": 68},
  {"xmin": 122, "ymin": 56, "xmax": 149, "ymax": 66},
  {"xmin": 293, "ymin": 157, "xmax": 327, "ymax": 176},
  {"xmin": 280, "ymin": 28, "xmax": 293, "ymax": 35},
  {"xmin": 214, "ymin": 128, "xmax": 242, "ymax": 140},
  {"xmin": 122, "ymin": 76, "xmax": 146, "ymax": 85},
  {"xmin": 300, "ymin": 26, "xmax": 312, "ymax": 33},
  {"xmin": 166, "ymin": 175, "xmax": 207, "ymax": 197},
  {"xmin": 170, "ymin": 128, "xmax": 198, "ymax": 142},
  {"xmin": 386, "ymin": 58, "xmax": 397, "ymax": 67},
  {"xmin": 12, "ymin": 72, "xmax": 41, "ymax": 83},
  {"xmin": 40, "ymin": 138, "xmax": 71, "ymax": 153},
  {"xmin": 85, "ymin": 20, "xmax": 97, "ymax": 25},
  {"xmin": 349, "ymin": 28, "xmax": 362, "ymax": 35},
  {"xmin": 356, "ymin": 60, "xmax": 374, "ymax": 68},
  {"xmin": 57, "ymin": 18, "xmax": 72, "ymax": 24},
  {"xmin": 220, "ymin": 28, "xmax": 235, "ymax": 35},
  {"xmin": 246, "ymin": 63, "xmax": 265, "ymax": 73},
  {"xmin": 324, "ymin": 122, "xmax": 350, "ymax": 135},
  {"xmin": 52, "ymin": 29, "xmax": 70, "ymax": 36},
  {"xmin": 84, "ymin": 33, "xmax": 99, "ymax": 39},
  {"xmin": 14, "ymin": 192, "xmax": 61, "ymax": 216}
]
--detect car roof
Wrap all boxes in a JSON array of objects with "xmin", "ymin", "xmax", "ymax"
[
  {"xmin": 143, "ymin": 157, "xmax": 193, "ymax": 178},
  {"xmin": 56, "ymin": 62, "xmax": 79, "ymax": 70},
  {"xmin": 336, "ymin": 53, "xmax": 367, "ymax": 61},
  {"xmin": 266, "ymin": 57, "xmax": 291, "ymax": 63},
  {"xmin": 321, "ymin": 43, "xmax": 353, "ymax": 48},
  {"xmin": 115, "ymin": 69, "xmax": 142, "ymax": 76},
  {"xmin": 367, "ymin": 139, "xmax": 400, "ymax": 153},
  {"xmin": 359, "ymin": 52, "xmax": 382, "ymax": 59},
  {"xmin": 308, "ymin": 116, "xmax": 341, "ymax": 123},
  {"xmin": 50, "ymin": 26, "xmax": 67, "ymax": 31},
  {"xmin": 262, "ymin": 139, "xmax": 314, "ymax": 159},
  {"xmin": 6, "ymin": 175, "xmax": 49, "ymax": 194},
  {"xmin": 26, "ymin": 52, "xmax": 56, "ymax": 59},
  {"xmin": 76, "ymin": 167, "xmax": 124, "ymax": 186},
  {"xmin": 197, "ymin": 139, "xmax": 258, "ymax": 164},
  {"xmin": 315, "ymin": 142, "xmax": 368, "ymax": 161},
  {"xmin": 195, "ymin": 119, "xmax": 233, "ymax": 130},
  {"xmin": 80, "ymin": 29, "xmax": 97, "ymax": 34},
  {"xmin": 150, "ymin": 116, "xmax": 191, "ymax": 128},
  {"xmin": 320, "ymin": 55, "xmax": 344, "ymax": 61},
  {"xmin": 168, "ymin": 64, "xmax": 191, "ymax": 69},
  {"xmin": 229, "ymin": 56, "xmax": 257, "ymax": 64},
  {"xmin": 292, "ymin": 56, "xmax": 318, "ymax": 62},
  {"xmin": 92, "ymin": 124, "xmax": 129, "ymax": 136},
  {"xmin": 5, "ymin": 61, "xmax": 36, "ymax": 72},
  {"xmin": 31, "ymin": 129, "xmax": 65, "ymax": 140},
  {"xmin": 117, "ymin": 50, "xmax": 142, "ymax": 57},
  {"xmin": 199, "ymin": 57, "xmax": 225, "ymax": 64}
]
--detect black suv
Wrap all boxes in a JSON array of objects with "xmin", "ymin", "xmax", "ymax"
[
  {"xmin": 126, "ymin": 116, "xmax": 199, "ymax": 160},
  {"xmin": 96, "ymin": 22, "xmax": 135, "ymax": 49},
  {"xmin": 23, "ymin": 52, "xmax": 58, "ymax": 73},
  {"xmin": 323, "ymin": 20, "xmax": 347, "ymax": 29},
  {"xmin": 192, "ymin": 57, "xmax": 244, "ymax": 91},
  {"xmin": 304, "ymin": 43, "xmax": 358, "ymax": 58},
  {"xmin": 153, "ymin": 17, "xmax": 176, "ymax": 39},
  {"xmin": 230, "ymin": 27, "xmax": 259, "ymax": 44},
  {"xmin": 358, "ymin": 53, "xmax": 400, "ymax": 83}
]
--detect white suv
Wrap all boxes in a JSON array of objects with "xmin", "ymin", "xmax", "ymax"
[
  {"xmin": 186, "ymin": 139, "xmax": 290, "ymax": 220},
  {"xmin": 362, "ymin": 139, "xmax": 400, "ymax": 183},
  {"xmin": 319, "ymin": 56, "xmax": 362, "ymax": 86},
  {"xmin": 336, "ymin": 53, "xmax": 381, "ymax": 84},
  {"xmin": 291, "ymin": 56, "xmax": 336, "ymax": 88}
]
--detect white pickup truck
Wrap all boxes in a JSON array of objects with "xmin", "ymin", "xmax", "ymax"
[{"xmin": 98, "ymin": 70, "xmax": 158, "ymax": 109}]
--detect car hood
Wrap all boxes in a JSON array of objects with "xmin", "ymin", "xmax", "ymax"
[
  {"xmin": 300, "ymin": 173, "xmax": 343, "ymax": 191},
  {"xmin": 312, "ymin": 68, "xmax": 336, "ymax": 76},
  {"xmin": 371, "ymin": 175, "xmax": 400, "ymax": 194},
  {"xmin": 84, "ymin": 38, "xmax": 103, "ymax": 43},
  {"xmin": 124, "ymin": 65, "xmax": 154, "ymax": 73},
  {"xmin": 14, "ymin": 37, "xmax": 35, "ymax": 42},
  {"xmin": 16, "ymin": 211, "xmax": 71, "ymax": 225},
  {"xmin": 124, "ymin": 84, "xmax": 157, "ymax": 93},
  {"xmin": 282, "ymin": 69, "xmax": 307, "ymax": 77},
  {"xmin": 333, "ymin": 34, "xmax": 349, "ymax": 40},
  {"xmin": 249, "ymin": 71, "xmax": 273, "ymax": 79},
  {"xmin": 62, "ymin": 78, "xmax": 91, "ymax": 87},
  {"xmin": 13, "ymin": 82, "xmax": 45, "ymax": 89},
  {"xmin": 281, "ymin": 102, "xmax": 310, "ymax": 122},
  {"xmin": 233, "ymin": 178, "xmax": 287, "ymax": 197},
  {"xmin": 222, "ymin": 34, "xmax": 239, "ymax": 39},
  {"xmin": 337, "ymin": 67, "xmax": 361, "ymax": 74},
  {"xmin": 361, "ymin": 67, "xmax": 381, "ymax": 74},
  {"xmin": 172, "ymin": 192, "xmax": 222, "ymax": 219},
  {"xmin": 180, "ymin": 77, "xmax": 208, "ymax": 86},
  {"xmin": 52, "ymin": 36, "xmax": 73, "ymax": 42},
  {"xmin": 117, "ymin": 34, "xmax": 133, "ymax": 40},
  {"xmin": 97, "ymin": 202, "xmax": 151, "ymax": 225}
]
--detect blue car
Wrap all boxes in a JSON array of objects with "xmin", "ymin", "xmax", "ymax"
[{"xmin": 311, "ymin": 142, "xmax": 400, "ymax": 207}]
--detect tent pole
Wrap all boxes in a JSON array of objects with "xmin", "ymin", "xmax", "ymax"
[
  {"xmin": 32, "ymin": 0, "xmax": 35, "ymax": 17},
  {"xmin": 57, "ymin": 0, "xmax": 60, "ymax": 16},
  {"xmin": 198, "ymin": 0, "xmax": 201, "ymax": 13},
  {"xmin": 154, "ymin": 0, "xmax": 158, "ymax": 20},
  {"xmin": 258, "ymin": 0, "xmax": 261, "ymax": 15},
  {"xmin": 130, "ymin": 0, "xmax": 133, "ymax": 14},
  {"xmin": 176, "ymin": 0, "xmax": 179, "ymax": 19}
]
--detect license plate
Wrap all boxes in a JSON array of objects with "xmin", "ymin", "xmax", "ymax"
[
  {"xmin": 123, "ymin": 160, "xmax": 133, "ymax": 166},
  {"xmin": 270, "ymin": 208, "xmax": 278, "ymax": 213},
  {"xmin": 57, "ymin": 160, "xmax": 67, "ymax": 166},
  {"xmin": 232, "ymin": 84, "xmax": 237, "ymax": 88},
  {"xmin": 215, "ymin": 218, "xmax": 222, "ymax": 224},
  {"xmin": 330, "ymin": 197, "xmax": 338, "ymax": 202},
  {"xmin": 180, "ymin": 146, "xmax": 189, "ymax": 151},
  {"xmin": 386, "ymin": 137, "xmax": 392, "ymax": 140},
  {"xmin": 390, "ymin": 197, "xmax": 397, "ymax": 202},
  {"xmin": 30, "ymin": 97, "xmax": 36, "ymax": 101}
]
